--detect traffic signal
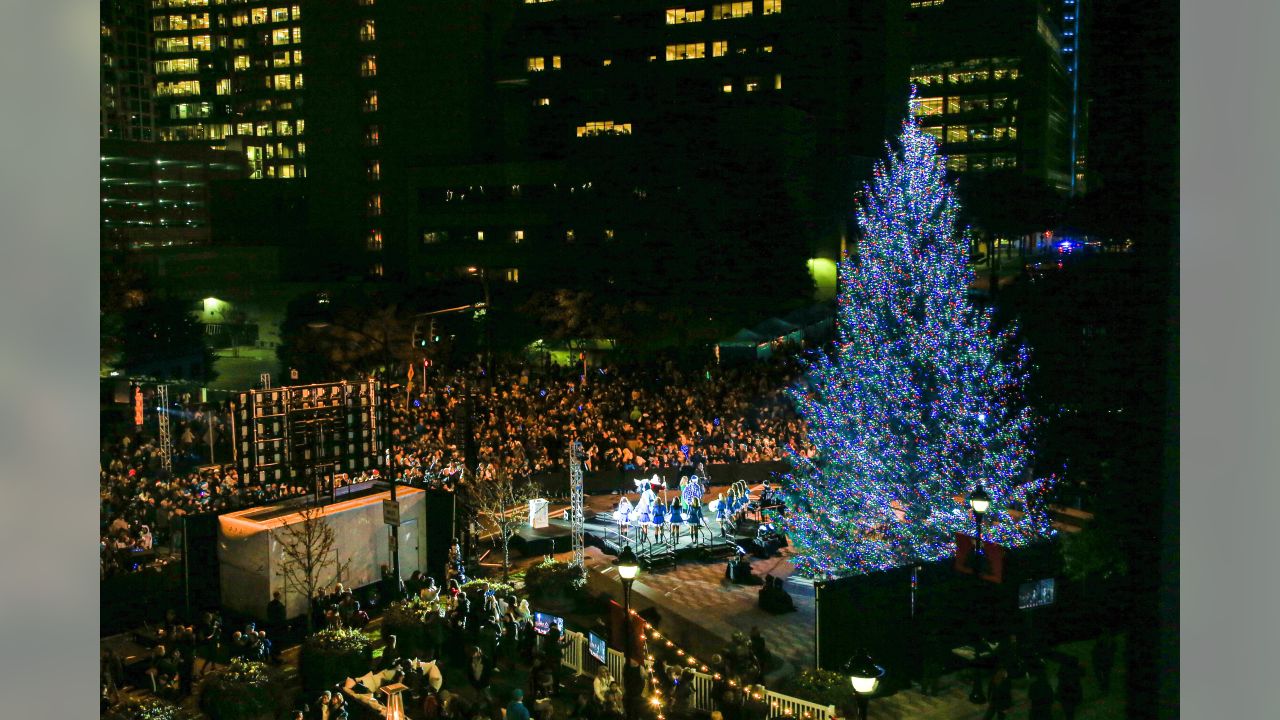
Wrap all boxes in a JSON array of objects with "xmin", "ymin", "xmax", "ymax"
[
  {"xmin": 413, "ymin": 323, "xmax": 428, "ymax": 348},
  {"xmin": 430, "ymin": 318, "xmax": 440, "ymax": 343}
]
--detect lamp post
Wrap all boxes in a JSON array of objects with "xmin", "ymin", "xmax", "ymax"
[
  {"xmin": 381, "ymin": 682, "xmax": 408, "ymax": 720},
  {"xmin": 843, "ymin": 649, "xmax": 884, "ymax": 720},
  {"xmin": 966, "ymin": 484, "xmax": 991, "ymax": 704},
  {"xmin": 968, "ymin": 484, "xmax": 991, "ymax": 575},
  {"xmin": 615, "ymin": 545, "xmax": 640, "ymax": 720}
]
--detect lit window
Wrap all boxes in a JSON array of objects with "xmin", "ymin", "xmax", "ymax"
[
  {"xmin": 296, "ymin": 119, "xmax": 305, "ymax": 135},
  {"xmin": 712, "ymin": 41, "xmax": 728, "ymax": 57},
  {"xmin": 504, "ymin": 269, "xmax": 519, "ymax": 283},
  {"xmin": 297, "ymin": 142, "xmax": 306, "ymax": 156},
  {"xmin": 711, "ymin": 2, "xmax": 753, "ymax": 20},
  {"xmin": 761, "ymin": 45, "xmax": 774, "ymax": 53},
  {"xmin": 276, "ymin": 120, "xmax": 293, "ymax": 135},
  {"xmin": 534, "ymin": 97, "xmax": 551, "ymax": 106},
  {"xmin": 230, "ymin": 54, "xmax": 249, "ymax": 71},
  {"xmin": 292, "ymin": 27, "xmax": 302, "ymax": 44},
  {"xmin": 252, "ymin": 8, "xmax": 268, "ymax": 24},
  {"xmin": 604, "ymin": 229, "xmax": 615, "ymax": 240},
  {"xmin": 372, "ymin": 263, "xmax": 384, "ymax": 277},
  {"xmin": 762, "ymin": 0, "xmax": 782, "ymax": 14},
  {"xmin": 948, "ymin": 70, "xmax": 991, "ymax": 85},
  {"xmin": 423, "ymin": 230, "xmax": 445, "ymax": 244},
  {"xmin": 774, "ymin": 73, "xmax": 782, "ymax": 90},
  {"xmin": 993, "ymin": 67, "xmax": 1020, "ymax": 81},
  {"xmin": 192, "ymin": 35, "xmax": 212, "ymax": 51},
  {"xmin": 368, "ymin": 230, "xmax": 383, "ymax": 250},
  {"xmin": 368, "ymin": 194, "xmax": 382, "ymax": 216},
  {"xmin": 512, "ymin": 230, "xmax": 524, "ymax": 243},
  {"xmin": 946, "ymin": 126, "xmax": 969, "ymax": 143},
  {"xmin": 911, "ymin": 97, "xmax": 944, "ymax": 116},
  {"xmin": 666, "ymin": 43, "xmax": 706, "ymax": 61},
  {"xmin": 156, "ymin": 80, "xmax": 202, "ymax": 96},
  {"xmin": 294, "ymin": 73, "xmax": 303, "ymax": 88},
  {"xmin": 274, "ymin": 73, "xmax": 292, "ymax": 90},
  {"xmin": 365, "ymin": 125, "xmax": 381, "ymax": 146},
  {"xmin": 156, "ymin": 58, "xmax": 200, "ymax": 75},
  {"xmin": 364, "ymin": 90, "xmax": 379, "ymax": 112},
  {"xmin": 721, "ymin": 78, "xmax": 733, "ymax": 93},
  {"xmin": 527, "ymin": 57, "xmax": 545, "ymax": 72},
  {"xmin": 272, "ymin": 8, "xmax": 290, "ymax": 22},
  {"xmin": 745, "ymin": 77, "xmax": 760, "ymax": 92},
  {"xmin": 292, "ymin": 5, "xmax": 301, "ymax": 20},
  {"xmin": 279, "ymin": 164, "xmax": 296, "ymax": 178},
  {"xmin": 360, "ymin": 20, "xmax": 376, "ymax": 42},
  {"xmin": 192, "ymin": 13, "xmax": 211, "ymax": 29},
  {"xmin": 565, "ymin": 229, "xmax": 575, "ymax": 243},
  {"xmin": 552, "ymin": 56, "xmax": 562, "ymax": 69},
  {"xmin": 575, "ymin": 120, "xmax": 633, "ymax": 137},
  {"xmin": 236, "ymin": 122, "xmax": 254, "ymax": 136},
  {"xmin": 361, "ymin": 55, "xmax": 378, "ymax": 77},
  {"xmin": 256, "ymin": 121, "xmax": 273, "ymax": 137},
  {"xmin": 231, "ymin": 12, "xmax": 249, "ymax": 26},
  {"xmin": 946, "ymin": 155, "xmax": 968, "ymax": 172},
  {"xmin": 602, "ymin": 58, "xmax": 612, "ymax": 66},
  {"xmin": 293, "ymin": 50, "xmax": 303, "ymax": 65},
  {"xmin": 909, "ymin": 70, "xmax": 944, "ymax": 88},
  {"xmin": 921, "ymin": 126, "xmax": 943, "ymax": 142},
  {"xmin": 666, "ymin": 8, "xmax": 705, "ymax": 24},
  {"xmin": 992, "ymin": 154, "xmax": 1017, "ymax": 169},
  {"xmin": 360, "ymin": 0, "xmax": 375, "ymax": 5},
  {"xmin": 272, "ymin": 28, "xmax": 291, "ymax": 45},
  {"xmin": 910, "ymin": 0, "xmax": 944, "ymax": 7},
  {"xmin": 367, "ymin": 160, "xmax": 381, "ymax": 180}
]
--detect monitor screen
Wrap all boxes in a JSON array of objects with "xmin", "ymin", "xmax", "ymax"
[
  {"xmin": 1018, "ymin": 577, "xmax": 1056, "ymax": 609},
  {"xmin": 588, "ymin": 632, "xmax": 607, "ymax": 663},
  {"xmin": 533, "ymin": 612, "xmax": 564, "ymax": 635}
]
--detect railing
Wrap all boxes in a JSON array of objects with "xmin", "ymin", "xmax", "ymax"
[{"xmin": 552, "ymin": 619, "xmax": 835, "ymax": 720}]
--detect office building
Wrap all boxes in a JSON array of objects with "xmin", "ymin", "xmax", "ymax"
[
  {"xmin": 148, "ymin": 0, "xmax": 307, "ymax": 180},
  {"xmin": 903, "ymin": 0, "xmax": 1072, "ymax": 189},
  {"xmin": 102, "ymin": 0, "xmax": 156, "ymax": 141}
]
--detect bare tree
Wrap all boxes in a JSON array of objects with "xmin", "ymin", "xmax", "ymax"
[
  {"xmin": 276, "ymin": 504, "xmax": 352, "ymax": 633},
  {"xmin": 465, "ymin": 471, "xmax": 544, "ymax": 582}
]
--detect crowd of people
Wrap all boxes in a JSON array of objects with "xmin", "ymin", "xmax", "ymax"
[{"xmin": 100, "ymin": 359, "xmax": 813, "ymax": 576}]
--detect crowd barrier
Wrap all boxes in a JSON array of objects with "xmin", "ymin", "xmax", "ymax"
[{"xmin": 556, "ymin": 628, "xmax": 836, "ymax": 720}]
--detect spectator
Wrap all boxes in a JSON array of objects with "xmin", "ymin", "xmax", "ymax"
[
  {"xmin": 507, "ymin": 689, "xmax": 531, "ymax": 720},
  {"xmin": 1057, "ymin": 657, "xmax": 1085, "ymax": 720},
  {"xmin": 267, "ymin": 591, "xmax": 287, "ymax": 637},
  {"xmin": 1028, "ymin": 668, "xmax": 1054, "ymax": 720},
  {"xmin": 1092, "ymin": 631, "xmax": 1117, "ymax": 695}
]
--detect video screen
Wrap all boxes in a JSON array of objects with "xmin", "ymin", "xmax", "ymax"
[
  {"xmin": 588, "ymin": 632, "xmax": 607, "ymax": 663},
  {"xmin": 533, "ymin": 612, "xmax": 564, "ymax": 635},
  {"xmin": 1018, "ymin": 577, "xmax": 1056, "ymax": 609}
]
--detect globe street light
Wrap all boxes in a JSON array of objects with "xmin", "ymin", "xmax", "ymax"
[
  {"xmin": 843, "ymin": 650, "xmax": 884, "ymax": 720},
  {"xmin": 615, "ymin": 546, "xmax": 640, "ymax": 720},
  {"xmin": 967, "ymin": 484, "xmax": 992, "ymax": 704},
  {"xmin": 967, "ymin": 484, "xmax": 991, "ymax": 575}
]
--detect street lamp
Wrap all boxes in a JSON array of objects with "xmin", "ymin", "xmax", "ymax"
[
  {"xmin": 843, "ymin": 650, "xmax": 884, "ymax": 720},
  {"xmin": 966, "ymin": 484, "xmax": 992, "ymax": 704},
  {"xmin": 615, "ymin": 546, "xmax": 640, "ymax": 720},
  {"xmin": 967, "ymin": 484, "xmax": 991, "ymax": 575}
]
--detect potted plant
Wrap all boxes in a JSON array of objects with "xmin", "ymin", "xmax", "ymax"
[
  {"xmin": 299, "ymin": 627, "xmax": 374, "ymax": 695},
  {"xmin": 523, "ymin": 557, "xmax": 587, "ymax": 610},
  {"xmin": 198, "ymin": 658, "xmax": 288, "ymax": 720},
  {"xmin": 779, "ymin": 668, "xmax": 853, "ymax": 709},
  {"xmin": 104, "ymin": 697, "xmax": 191, "ymax": 720},
  {"xmin": 382, "ymin": 594, "xmax": 449, "ymax": 658}
]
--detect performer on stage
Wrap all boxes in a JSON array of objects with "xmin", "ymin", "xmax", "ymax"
[
  {"xmin": 688, "ymin": 497, "xmax": 704, "ymax": 544},
  {"xmin": 634, "ymin": 484, "xmax": 655, "ymax": 546},
  {"xmin": 615, "ymin": 496, "xmax": 633, "ymax": 541},
  {"xmin": 652, "ymin": 493, "xmax": 667, "ymax": 544},
  {"xmin": 674, "ymin": 497, "xmax": 688, "ymax": 546}
]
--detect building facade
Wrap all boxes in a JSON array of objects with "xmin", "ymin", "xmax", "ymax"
[
  {"xmin": 148, "ymin": 0, "xmax": 308, "ymax": 180},
  {"xmin": 102, "ymin": 0, "xmax": 156, "ymax": 141},
  {"xmin": 101, "ymin": 139, "xmax": 246, "ymax": 250},
  {"xmin": 903, "ymin": 0, "xmax": 1072, "ymax": 189}
]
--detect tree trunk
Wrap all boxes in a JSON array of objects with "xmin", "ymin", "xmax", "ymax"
[{"xmin": 502, "ymin": 529, "xmax": 511, "ymax": 583}]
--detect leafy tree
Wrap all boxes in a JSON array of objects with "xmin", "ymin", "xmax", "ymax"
[{"xmin": 119, "ymin": 299, "xmax": 216, "ymax": 381}]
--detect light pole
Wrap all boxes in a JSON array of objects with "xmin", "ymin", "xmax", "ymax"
[
  {"xmin": 966, "ymin": 484, "xmax": 992, "ymax": 704},
  {"xmin": 843, "ymin": 649, "xmax": 884, "ymax": 720},
  {"xmin": 615, "ymin": 545, "xmax": 640, "ymax": 720},
  {"xmin": 968, "ymin": 484, "xmax": 991, "ymax": 575}
]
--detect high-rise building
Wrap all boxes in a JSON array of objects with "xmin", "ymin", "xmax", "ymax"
[
  {"xmin": 398, "ymin": 0, "xmax": 897, "ymax": 300},
  {"xmin": 1059, "ymin": 0, "xmax": 1087, "ymax": 194},
  {"xmin": 102, "ymin": 0, "xmax": 156, "ymax": 142},
  {"xmin": 148, "ymin": 0, "xmax": 307, "ymax": 180},
  {"xmin": 903, "ymin": 0, "xmax": 1072, "ymax": 189}
]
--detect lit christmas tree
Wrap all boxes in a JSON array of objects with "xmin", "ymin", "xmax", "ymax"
[{"xmin": 780, "ymin": 105, "xmax": 1057, "ymax": 578}]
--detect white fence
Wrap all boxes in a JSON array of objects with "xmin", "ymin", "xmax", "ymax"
[{"xmin": 557, "ymin": 629, "xmax": 836, "ymax": 720}]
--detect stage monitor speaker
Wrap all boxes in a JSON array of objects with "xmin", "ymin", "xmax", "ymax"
[{"xmin": 735, "ymin": 518, "xmax": 761, "ymax": 538}]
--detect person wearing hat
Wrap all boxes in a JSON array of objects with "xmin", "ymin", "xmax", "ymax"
[{"xmin": 506, "ymin": 689, "xmax": 531, "ymax": 720}]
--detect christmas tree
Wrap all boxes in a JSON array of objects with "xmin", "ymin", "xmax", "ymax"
[{"xmin": 779, "ymin": 104, "xmax": 1057, "ymax": 578}]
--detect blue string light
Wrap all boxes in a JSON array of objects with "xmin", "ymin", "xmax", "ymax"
[{"xmin": 779, "ymin": 98, "xmax": 1058, "ymax": 577}]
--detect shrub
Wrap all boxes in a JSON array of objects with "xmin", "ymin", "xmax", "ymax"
[
  {"xmin": 299, "ymin": 627, "xmax": 374, "ymax": 695},
  {"xmin": 198, "ymin": 658, "xmax": 288, "ymax": 720},
  {"xmin": 382, "ymin": 594, "xmax": 449, "ymax": 657},
  {"xmin": 779, "ymin": 668, "xmax": 852, "ymax": 708},
  {"xmin": 460, "ymin": 577, "xmax": 516, "ymax": 598},
  {"xmin": 524, "ymin": 557, "xmax": 587, "ymax": 601},
  {"xmin": 105, "ymin": 698, "xmax": 190, "ymax": 720}
]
